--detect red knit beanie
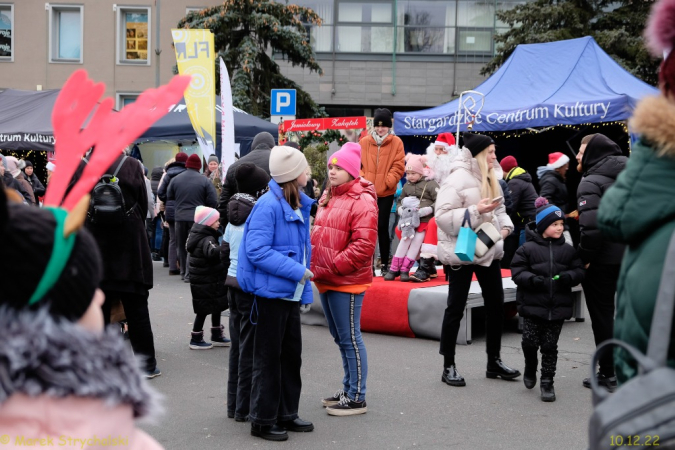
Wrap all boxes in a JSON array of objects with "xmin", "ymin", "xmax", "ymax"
[
  {"xmin": 186, "ymin": 154, "xmax": 201, "ymax": 170},
  {"xmin": 500, "ymin": 156, "xmax": 518, "ymax": 174}
]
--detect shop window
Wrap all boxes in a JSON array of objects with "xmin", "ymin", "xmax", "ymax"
[
  {"xmin": 117, "ymin": 7, "xmax": 151, "ymax": 65},
  {"xmin": 0, "ymin": 4, "xmax": 13, "ymax": 61},
  {"xmin": 49, "ymin": 5, "xmax": 83, "ymax": 63},
  {"xmin": 117, "ymin": 93, "xmax": 139, "ymax": 110}
]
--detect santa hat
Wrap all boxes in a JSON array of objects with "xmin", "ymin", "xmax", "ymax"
[
  {"xmin": 405, "ymin": 153, "xmax": 426, "ymax": 175},
  {"xmin": 546, "ymin": 152, "xmax": 570, "ymax": 170},
  {"xmin": 434, "ymin": 133, "xmax": 456, "ymax": 151}
]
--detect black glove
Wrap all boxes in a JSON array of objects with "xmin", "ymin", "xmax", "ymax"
[
  {"xmin": 531, "ymin": 276, "xmax": 546, "ymax": 290},
  {"xmin": 554, "ymin": 273, "xmax": 573, "ymax": 290}
]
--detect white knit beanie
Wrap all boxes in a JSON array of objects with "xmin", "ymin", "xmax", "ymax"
[{"xmin": 269, "ymin": 145, "xmax": 308, "ymax": 184}]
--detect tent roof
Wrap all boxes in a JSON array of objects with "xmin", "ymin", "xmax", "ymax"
[
  {"xmin": 0, "ymin": 89, "xmax": 278, "ymax": 155},
  {"xmin": 394, "ymin": 37, "xmax": 659, "ymax": 135}
]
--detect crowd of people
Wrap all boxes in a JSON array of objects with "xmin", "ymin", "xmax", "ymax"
[{"xmin": 1, "ymin": 0, "xmax": 674, "ymax": 444}]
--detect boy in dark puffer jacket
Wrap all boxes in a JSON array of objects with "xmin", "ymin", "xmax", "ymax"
[
  {"xmin": 186, "ymin": 206, "xmax": 230, "ymax": 350},
  {"xmin": 511, "ymin": 198, "xmax": 585, "ymax": 402}
]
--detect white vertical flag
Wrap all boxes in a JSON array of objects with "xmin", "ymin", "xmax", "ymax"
[{"xmin": 219, "ymin": 57, "xmax": 235, "ymax": 181}]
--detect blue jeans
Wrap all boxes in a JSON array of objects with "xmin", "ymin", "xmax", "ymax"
[
  {"xmin": 519, "ymin": 228, "xmax": 526, "ymax": 246},
  {"xmin": 319, "ymin": 290, "xmax": 368, "ymax": 402}
]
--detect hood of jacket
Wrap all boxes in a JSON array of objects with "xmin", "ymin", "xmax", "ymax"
[
  {"xmin": 151, "ymin": 166, "xmax": 164, "ymax": 182},
  {"xmin": 165, "ymin": 162, "xmax": 186, "ymax": 177},
  {"xmin": 536, "ymin": 165, "xmax": 554, "ymax": 180},
  {"xmin": 0, "ymin": 306, "xmax": 160, "ymax": 419},
  {"xmin": 583, "ymin": 154, "xmax": 627, "ymax": 180},
  {"xmin": 598, "ymin": 94, "xmax": 675, "ymax": 244},
  {"xmin": 506, "ymin": 167, "xmax": 532, "ymax": 183},
  {"xmin": 447, "ymin": 147, "xmax": 504, "ymax": 182},
  {"xmin": 186, "ymin": 223, "xmax": 218, "ymax": 253},
  {"xmin": 582, "ymin": 134, "xmax": 623, "ymax": 174},
  {"xmin": 228, "ymin": 193, "xmax": 257, "ymax": 226},
  {"xmin": 332, "ymin": 176, "xmax": 377, "ymax": 200}
]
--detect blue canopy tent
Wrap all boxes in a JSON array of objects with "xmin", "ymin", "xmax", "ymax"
[{"xmin": 393, "ymin": 37, "xmax": 658, "ymax": 136}]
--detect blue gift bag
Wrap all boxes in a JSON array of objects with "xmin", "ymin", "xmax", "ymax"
[{"xmin": 455, "ymin": 210, "xmax": 477, "ymax": 262}]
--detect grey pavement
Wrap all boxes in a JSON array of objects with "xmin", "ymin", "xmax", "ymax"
[{"xmin": 141, "ymin": 262, "xmax": 596, "ymax": 450}]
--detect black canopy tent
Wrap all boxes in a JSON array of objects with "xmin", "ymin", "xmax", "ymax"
[
  {"xmin": 0, "ymin": 89, "xmax": 278, "ymax": 157},
  {"xmin": 138, "ymin": 99, "xmax": 279, "ymax": 157}
]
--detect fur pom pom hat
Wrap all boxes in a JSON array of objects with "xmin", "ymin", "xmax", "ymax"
[
  {"xmin": 645, "ymin": 0, "xmax": 675, "ymax": 95},
  {"xmin": 405, "ymin": 153, "xmax": 426, "ymax": 175}
]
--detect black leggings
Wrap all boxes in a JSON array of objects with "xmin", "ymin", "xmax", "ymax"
[
  {"xmin": 193, "ymin": 313, "xmax": 221, "ymax": 332},
  {"xmin": 377, "ymin": 195, "xmax": 395, "ymax": 266}
]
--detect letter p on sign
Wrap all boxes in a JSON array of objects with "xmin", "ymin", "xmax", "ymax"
[{"xmin": 271, "ymin": 89, "xmax": 296, "ymax": 116}]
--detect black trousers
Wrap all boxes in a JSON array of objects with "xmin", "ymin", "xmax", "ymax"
[
  {"xmin": 440, "ymin": 260, "xmax": 504, "ymax": 362},
  {"xmin": 193, "ymin": 312, "xmax": 221, "ymax": 332},
  {"xmin": 582, "ymin": 264, "xmax": 620, "ymax": 376},
  {"xmin": 376, "ymin": 195, "xmax": 395, "ymax": 267},
  {"xmin": 249, "ymin": 297, "xmax": 303, "ymax": 426},
  {"xmin": 102, "ymin": 290, "xmax": 157, "ymax": 373},
  {"xmin": 175, "ymin": 220, "xmax": 194, "ymax": 278},
  {"xmin": 522, "ymin": 316, "xmax": 564, "ymax": 378},
  {"xmin": 145, "ymin": 218, "xmax": 155, "ymax": 252},
  {"xmin": 227, "ymin": 287, "xmax": 256, "ymax": 420}
]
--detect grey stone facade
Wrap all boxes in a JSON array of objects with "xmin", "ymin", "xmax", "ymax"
[{"xmin": 277, "ymin": 58, "xmax": 488, "ymax": 112}]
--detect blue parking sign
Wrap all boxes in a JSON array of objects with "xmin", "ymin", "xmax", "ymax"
[{"xmin": 271, "ymin": 89, "xmax": 297, "ymax": 116}]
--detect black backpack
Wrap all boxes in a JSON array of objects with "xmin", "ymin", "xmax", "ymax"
[{"xmin": 87, "ymin": 156, "xmax": 136, "ymax": 226}]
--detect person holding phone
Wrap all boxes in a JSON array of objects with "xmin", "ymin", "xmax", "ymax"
[{"xmin": 435, "ymin": 133, "xmax": 519, "ymax": 387}]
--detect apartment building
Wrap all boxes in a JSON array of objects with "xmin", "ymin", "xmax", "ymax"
[
  {"xmin": 0, "ymin": 1, "xmax": 221, "ymax": 109},
  {"xmin": 0, "ymin": 1, "xmax": 521, "ymax": 116},
  {"xmin": 278, "ymin": 0, "xmax": 523, "ymax": 117}
]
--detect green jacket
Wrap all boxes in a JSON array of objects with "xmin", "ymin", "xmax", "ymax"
[{"xmin": 597, "ymin": 95, "xmax": 675, "ymax": 384}]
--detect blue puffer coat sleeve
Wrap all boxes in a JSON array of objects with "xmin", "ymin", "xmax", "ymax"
[{"xmin": 237, "ymin": 180, "xmax": 315, "ymax": 304}]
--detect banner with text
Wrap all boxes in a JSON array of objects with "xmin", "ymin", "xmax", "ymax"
[
  {"xmin": 393, "ymin": 98, "xmax": 632, "ymax": 135},
  {"xmin": 282, "ymin": 116, "xmax": 367, "ymax": 133},
  {"xmin": 219, "ymin": 57, "xmax": 235, "ymax": 181},
  {"xmin": 171, "ymin": 28, "xmax": 216, "ymax": 160}
]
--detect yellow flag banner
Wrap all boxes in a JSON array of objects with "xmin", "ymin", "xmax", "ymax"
[{"xmin": 171, "ymin": 28, "xmax": 216, "ymax": 160}]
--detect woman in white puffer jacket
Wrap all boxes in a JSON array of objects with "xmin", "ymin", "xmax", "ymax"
[{"xmin": 435, "ymin": 133, "xmax": 520, "ymax": 387}]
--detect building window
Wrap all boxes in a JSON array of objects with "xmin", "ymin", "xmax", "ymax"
[
  {"xmin": 337, "ymin": 1, "xmax": 393, "ymax": 53},
  {"xmin": 117, "ymin": 7, "xmax": 151, "ymax": 65},
  {"xmin": 49, "ymin": 5, "xmax": 83, "ymax": 63},
  {"xmin": 0, "ymin": 4, "xmax": 13, "ymax": 61},
  {"xmin": 397, "ymin": 0, "xmax": 454, "ymax": 54},
  {"xmin": 291, "ymin": 0, "xmax": 333, "ymax": 52},
  {"xmin": 117, "ymin": 93, "xmax": 139, "ymax": 110}
]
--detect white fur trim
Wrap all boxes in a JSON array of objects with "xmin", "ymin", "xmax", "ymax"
[
  {"xmin": 433, "ymin": 141, "xmax": 450, "ymax": 149},
  {"xmin": 547, "ymin": 154, "xmax": 570, "ymax": 170}
]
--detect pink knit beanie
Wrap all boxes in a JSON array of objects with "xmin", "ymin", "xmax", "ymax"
[
  {"xmin": 194, "ymin": 206, "xmax": 220, "ymax": 226},
  {"xmin": 328, "ymin": 142, "xmax": 361, "ymax": 179},
  {"xmin": 405, "ymin": 153, "xmax": 426, "ymax": 175}
]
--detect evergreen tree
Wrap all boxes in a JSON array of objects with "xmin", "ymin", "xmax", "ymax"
[
  {"xmin": 178, "ymin": 0, "xmax": 326, "ymax": 118},
  {"xmin": 483, "ymin": 0, "xmax": 659, "ymax": 86}
]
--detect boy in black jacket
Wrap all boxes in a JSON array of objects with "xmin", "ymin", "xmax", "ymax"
[
  {"xmin": 511, "ymin": 198, "xmax": 585, "ymax": 402},
  {"xmin": 186, "ymin": 206, "xmax": 230, "ymax": 350}
]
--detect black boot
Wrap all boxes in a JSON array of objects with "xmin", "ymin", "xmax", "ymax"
[
  {"xmin": 523, "ymin": 346, "xmax": 538, "ymax": 389},
  {"xmin": 442, "ymin": 365, "xmax": 466, "ymax": 387},
  {"xmin": 251, "ymin": 424, "xmax": 288, "ymax": 441},
  {"xmin": 410, "ymin": 258, "xmax": 431, "ymax": 282},
  {"xmin": 428, "ymin": 259, "xmax": 438, "ymax": 278},
  {"xmin": 486, "ymin": 355, "xmax": 521, "ymax": 380},
  {"xmin": 540, "ymin": 377, "xmax": 556, "ymax": 402}
]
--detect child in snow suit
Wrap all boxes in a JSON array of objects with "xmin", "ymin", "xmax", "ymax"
[
  {"xmin": 186, "ymin": 206, "xmax": 230, "ymax": 349},
  {"xmin": 384, "ymin": 153, "xmax": 439, "ymax": 282},
  {"xmin": 510, "ymin": 198, "xmax": 585, "ymax": 402},
  {"xmin": 221, "ymin": 162, "xmax": 270, "ymax": 422}
]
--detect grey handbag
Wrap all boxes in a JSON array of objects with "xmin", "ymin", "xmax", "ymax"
[{"xmin": 587, "ymin": 233, "xmax": 675, "ymax": 449}]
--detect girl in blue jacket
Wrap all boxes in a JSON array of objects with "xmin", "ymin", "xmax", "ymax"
[{"xmin": 237, "ymin": 145, "xmax": 315, "ymax": 442}]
